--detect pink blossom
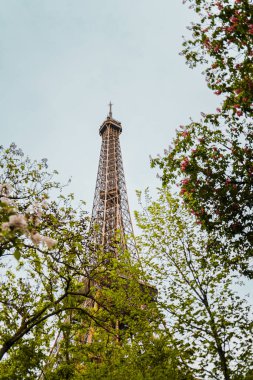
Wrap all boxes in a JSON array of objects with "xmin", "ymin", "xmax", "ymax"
[
  {"xmin": 230, "ymin": 16, "xmax": 238, "ymax": 24},
  {"xmin": 181, "ymin": 131, "xmax": 189, "ymax": 138},
  {"xmin": 1, "ymin": 222, "xmax": 10, "ymax": 231},
  {"xmin": 214, "ymin": 90, "xmax": 222, "ymax": 95},
  {"xmin": 204, "ymin": 39, "xmax": 210, "ymax": 48},
  {"xmin": 225, "ymin": 178, "xmax": 231, "ymax": 186},
  {"xmin": 31, "ymin": 232, "xmax": 43, "ymax": 245},
  {"xmin": 215, "ymin": 2, "xmax": 223, "ymax": 10},
  {"xmin": 0, "ymin": 197, "xmax": 13, "ymax": 206},
  {"xmin": 42, "ymin": 236, "xmax": 57, "ymax": 249},
  {"xmin": 0, "ymin": 183, "xmax": 13, "ymax": 196},
  {"xmin": 180, "ymin": 158, "xmax": 189, "ymax": 171},
  {"xmin": 227, "ymin": 26, "xmax": 235, "ymax": 32},
  {"xmin": 8, "ymin": 214, "xmax": 27, "ymax": 230},
  {"xmin": 181, "ymin": 178, "xmax": 190, "ymax": 185},
  {"xmin": 180, "ymin": 188, "xmax": 187, "ymax": 195},
  {"xmin": 236, "ymin": 110, "xmax": 243, "ymax": 117}
]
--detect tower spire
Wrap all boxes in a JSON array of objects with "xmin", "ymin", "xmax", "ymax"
[{"xmin": 108, "ymin": 101, "xmax": 113, "ymax": 118}]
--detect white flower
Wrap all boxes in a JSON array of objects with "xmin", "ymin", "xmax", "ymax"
[
  {"xmin": 42, "ymin": 236, "xmax": 57, "ymax": 249},
  {"xmin": 0, "ymin": 197, "xmax": 13, "ymax": 205},
  {"xmin": 1, "ymin": 222, "xmax": 10, "ymax": 231},
  {"xmin": 8, "ymin": 214, "xmax": 27, "ymax": 230},
  {"xmin": 34, "ymin": 217, "xmax": 41, "ymax": 226},
  {"xmin": 0, "ymin": 183, "xmax": 13, "ymax": 196},
  {"xmin": 41, "ymin": 200, "xmax": 48, "ymax": 209},
  {"xmin": 30, "ymin": 232, "xmax": 43, "ymax": 245},
  {"xmin": 26, "ymin": 205, "xmax": 34, "ymax": 213},
  {"xmin": 36, "ymin": 211, "xmax": 42, "ymax": 218}
]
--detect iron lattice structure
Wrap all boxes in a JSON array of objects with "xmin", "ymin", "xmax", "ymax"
[{"xmin": 91, "ymin": 109, "xmax": 137, "ymax": 257}]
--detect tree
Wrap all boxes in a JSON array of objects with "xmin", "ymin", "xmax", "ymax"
[
  {"xmin": 136, "ymin": 189, "xmax": 253, "ymax": 380},
  {"xmin": 0, "ymin": 143, "xmax": 102, "ymax": 365},
  {"xmin": 151, "ymin": 0, "xmax": 253, "ymax": 276},
  {"xmin": 41, "ymin": 249, "xmax": 195, "ymax": 380},
  {"xmin": 182, "ymin": 0, "xmax": 253, "ymax": 116},
  {"xmin": 43, "ymin": 302, "xmax": 194, "ymax": 379}
]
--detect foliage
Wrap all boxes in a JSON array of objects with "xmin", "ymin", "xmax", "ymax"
[
  {"xmin": 0, "ymin": 325, "xmax": 50, "ymax": 380},
  {"xmin": 182, "ymin": 0, "xmax": 253, "ymax": 115},
  {"xmin": 151, "ymin": 0, "xmax": 253, "ymax": 276},
  {"xmin": 0, "ymin": 143, "xmax": 95, "ymax": 365},
  {"xmin": 76, "ymin": 334, "xmax": 194, "ymax": 380},
  {"xmin": 0, "ymin": 144, "xmax": 195, "ymax": 379},
  {"xmin": 42, "ymin": 252, "xmax": 194, "ymax": 380},
  {"xmin": 136, "ymin": 189, "xmax": 253, "ymax": 380},
  {"xmin": 152, "ymin": 113, "xmax": 253, "ymax": 274}
]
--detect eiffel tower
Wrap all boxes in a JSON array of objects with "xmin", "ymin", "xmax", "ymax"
[
  {"xmin": 91, "ymin": 102, "xmax": 137, "ymax": 257},
  {"xmin": 84, "ymin": 104, "xmax": 139, "ymax": 343},
  {"xmin": 38, "ymin": 106, "xmax": 139, "ymax": 377}
]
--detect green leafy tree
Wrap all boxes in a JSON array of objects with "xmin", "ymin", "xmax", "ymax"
[
  {"xmin": 0, "ymin": 324, "xmax": 51, "ymax": 380},
  {"xmin": 0, "ymin": 144, "xmax": 107, "ymax": 369},
  {"xmin": 43, "ymin": 258, "xmax": 194, "ymax": 380},
  {"xmin": 152, "ymin": 0, "xmax": 253, "ymax": 276},
  {"xmin": 136, "ymin": 189, "xmax": 253, "ymax": 380}
]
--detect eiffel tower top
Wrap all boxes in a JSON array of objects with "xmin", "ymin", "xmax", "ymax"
[
  {"xmin": 92, "ymin": 105, "xmax": 137, "ymax": 257},
  {"xmin": 99, "ymin": 102, "xmax": 122, "ymax": 135}
]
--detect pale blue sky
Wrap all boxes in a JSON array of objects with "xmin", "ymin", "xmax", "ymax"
[{"xmin": 0, "ymin": 0, "xmax": 219, "ymax": 213}]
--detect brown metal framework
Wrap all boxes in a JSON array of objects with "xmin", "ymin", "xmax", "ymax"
[{"xmin": 91, "ymin": 112, "xmax": 137, "ymax": 257}]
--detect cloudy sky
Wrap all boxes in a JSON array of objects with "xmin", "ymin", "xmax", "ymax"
[{"xmin": 0, "ymin": 0, "xmax": 219, "ymax": 215}]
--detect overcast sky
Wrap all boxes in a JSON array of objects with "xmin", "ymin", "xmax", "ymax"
[{"xmin": 0, "ymin": 0, "xmax": 219, "ymax": 215}]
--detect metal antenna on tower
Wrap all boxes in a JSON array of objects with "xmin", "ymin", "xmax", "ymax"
[{"xmin": 108, "ymin": 101, "xmax": 113, "ymax": 118}]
